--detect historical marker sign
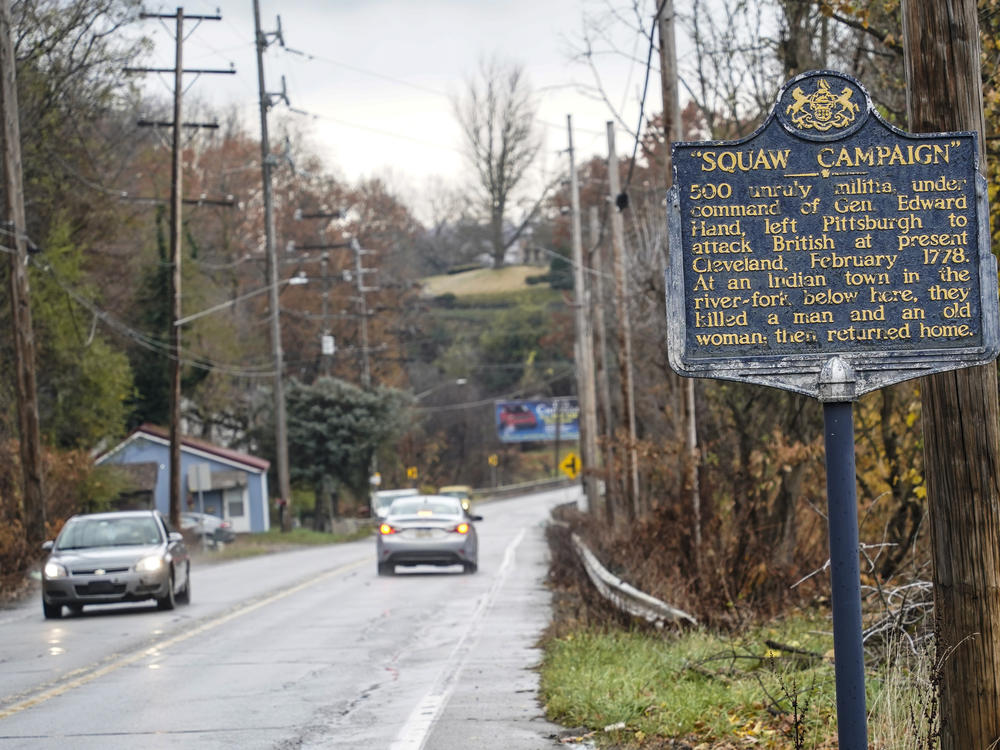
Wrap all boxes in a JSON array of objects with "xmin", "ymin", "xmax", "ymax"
[{"xmin": 665, "ymin": 69, "xmax": 999, "ymax": 398}]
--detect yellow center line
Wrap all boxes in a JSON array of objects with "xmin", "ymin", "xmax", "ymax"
[{"xmin": 0, "ymin": 557, "xmax": 367, "ymax": 720}]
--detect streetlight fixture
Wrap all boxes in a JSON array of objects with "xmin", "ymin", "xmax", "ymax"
[
  {"xmin": 414, "ymin": 378, "xmax": 468, "ymax": 400},
  {"xmin": 173, "ymin": 274, "xmax": 308, "ymax": 327},
  {"xmin": 174, "ymin": 274, "xmax": 308, "ymax": 532}
]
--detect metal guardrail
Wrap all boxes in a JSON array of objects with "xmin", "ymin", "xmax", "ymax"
[
  {"xmin": 475, "ymin": 476, "xmax": 577, "ymax": 501},
  {"xmin": 477, "ymin": 485, "xmax": 697, "ymax": 627},
  {"xmin": 564, "ymin": 527, "xmax": 697, "ymax": 627}
]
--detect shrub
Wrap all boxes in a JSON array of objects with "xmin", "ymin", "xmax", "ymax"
[{"xmin": 446, "ymin": 263, "xmax": 485, "ymax": 275}]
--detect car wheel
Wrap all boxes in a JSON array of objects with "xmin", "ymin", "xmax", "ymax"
[
  {"xmin": 176, "ymin": 563, "xmax": 191, "ymax": 604},
  {"xmin": 42, "ymin": 600, "xmax": 62, "ymax": 619},
  {"xmin": 463, "ymin": 561, "xmax": 478, "ymax": 574},
  {"xmin": 377, "ymin": 561, "xmax": 394, "ymax": 576},
  {"xmin": 157, "ymin": 572, "xmax": 176, "ymax": 610}
]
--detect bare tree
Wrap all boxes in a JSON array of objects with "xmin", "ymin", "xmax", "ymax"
[{"xmin": 453, "ymin": 56, "xmax": 541, "ymax": 269}]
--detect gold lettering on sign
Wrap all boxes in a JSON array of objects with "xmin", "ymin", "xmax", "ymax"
[
  {"xmin": 691, "ymin": 256, "xmax": 785, "ymax": 273},
  {"xmin": 678, "ymin": 130, "xmax": 978, "ymax": 353},
  {"xmin": 832, "ymin": 178, "xmax": 894, "ymax": 195},
  {"xmin": 695, "ymin": 149, "xmax": 791, "ymax": 173},
  {"xmin": 689, "ymin": 201, "xmax": 781, "ymax": 218},
  {"xmin": 822, "ymin": 214, "xmax": 923, "ymax": 233},
  {"xmin": 817, "ymin": 143, "xmax": 952, "ymax": 169}
]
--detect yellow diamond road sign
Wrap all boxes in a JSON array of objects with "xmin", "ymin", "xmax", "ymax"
[{"xmin": 559, "ymin": 452, "xmax": 581, "ymax": 479}]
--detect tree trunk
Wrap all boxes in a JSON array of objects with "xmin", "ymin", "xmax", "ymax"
[
  {"xmin": 491, "ymin": 208, "xmax": 505, "ymax": 268},
  {"xmin": 902, "ymin": 3, "xmax": 1000, "ymax": 748}
]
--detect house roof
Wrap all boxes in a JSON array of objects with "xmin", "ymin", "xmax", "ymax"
[{"xmin": 97, "ymin": 424, "xmax": 271, "ymax": 473}]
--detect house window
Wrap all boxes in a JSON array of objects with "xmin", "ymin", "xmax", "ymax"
[{"xmin": 228, "ymin": 499, "xmax": 245, "ymax": 517}]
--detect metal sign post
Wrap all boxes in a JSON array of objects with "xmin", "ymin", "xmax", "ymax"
[
  {"xmin": 818, "ymin": 359, "xmax": 867, "ymax": 748},
  {"xmin": 665, "ymin": 70, "xmax": 1000, "ymax": 747}
]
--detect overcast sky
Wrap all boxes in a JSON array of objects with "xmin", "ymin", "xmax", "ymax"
[{"xmin": 138, "ymin": 0, "xmax": 661, "ymax": 210}]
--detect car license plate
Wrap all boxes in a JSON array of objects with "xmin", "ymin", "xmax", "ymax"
[
  {"xmin": 85, "ymin": 581, "xmax": 118, "ymax": 594},
  {"xmin": 415, "ymin": 529, "xmax": 432, "ymax": 539}
]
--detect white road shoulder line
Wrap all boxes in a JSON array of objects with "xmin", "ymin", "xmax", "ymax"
[{"xmin": 389, "ymin": 527, "xmax": 527, "ymax": 750}]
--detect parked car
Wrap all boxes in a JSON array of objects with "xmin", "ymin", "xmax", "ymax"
[
  {"xmin": 437, "ymin": 484, "xmax": 473, "ymax": 511},
  {"xmin": 40, "ymin": 510, "xmax": 191, "ymax": 619},
  {"xmin": 371, "ymin": 487, "xmax": 420, "ymax": 520},
  {"xmin": 181, "ymin": 512, "xmax": 236, "ymax": 545},
  {"xmin": 376, "ymin": 494, "xmax": 482, "ymax": 576}
]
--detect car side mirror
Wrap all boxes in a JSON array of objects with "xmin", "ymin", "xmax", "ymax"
[
  {"xmin": 41, "ymin": 540, "xmax": 53, "ymax": 551},
  {"xmin": 169, "ymin": 531, "xmax": 184, "ymax": 543}
]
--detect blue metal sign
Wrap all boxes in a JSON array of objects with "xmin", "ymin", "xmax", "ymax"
[
  {"xmin": 495, "ymin": 398, "xmax": 579, "ymax": 443},
  {"xmin": 666, "ymin": 69, "xmax": 999, "ymax": 399},
  {"xmin": 667, "ymin": 69, "xmax": 1000, "ymax": 750}
]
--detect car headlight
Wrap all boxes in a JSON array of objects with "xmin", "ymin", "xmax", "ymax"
[
  {"xmin": 135, "ymin": 555, "xmax": 165, "ymax": 573},
  {"xmin": 43, "ymin": 561, "xmax": 68, "ymax": 579}
]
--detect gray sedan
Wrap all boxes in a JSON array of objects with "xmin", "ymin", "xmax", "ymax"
[
  {"xmin": 376, "ymin": 495, "xmax": 481, "ymax": 575},
  {"xmin": 41, "ymin": 510, "xmax": 191, "ymax": 618},
  {"xmin": 181, "ymin": 511, "xmax": 236, "ymax": 545}
]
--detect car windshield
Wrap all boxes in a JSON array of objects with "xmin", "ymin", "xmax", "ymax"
[
  {"xmin": 373, "ymin": 490, "xmax": 418, "ymax": 513},
  {"xmin": 56, "ymin": 516, "xmax": 163, "ymax": 549},
  {"xmin": 387, "ymin": 498, "xmax": 463, "ymax": 517}
]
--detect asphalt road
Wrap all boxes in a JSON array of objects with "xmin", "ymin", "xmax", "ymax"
[{"xmin": 0, "ymin": 487, "xmax": 580, "ymax": 749}]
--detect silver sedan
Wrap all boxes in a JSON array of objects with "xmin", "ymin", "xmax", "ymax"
[
  {"xmin": 375, "ymin": 495, "xmax": 481, "ymax": 575},
  {"xmin": 41, "ymin": 510, "xmax": 191, "ymax": 618}
]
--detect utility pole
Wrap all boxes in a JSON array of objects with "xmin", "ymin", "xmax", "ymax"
[
  {"xmin": 0, "ymin": 0, "xmax": 44, "ymax": 543},
  {"xmin": 294, "ymin": 209, "xmax": 343, "ymax": 378},
  {"xmin": 902, "ymin": 2, "xmax": 1000, "ymax": 747},
  {"xmin": 606, "ymin": 122, "xmax": 640, "ymax": 520},
  {"xmin": 253, "ymin": 0, "xmax": 294, "ymax": 530},
  {"xmin": 168, "ymin": 7, "xmax": 184, "ymax": 532},
  {"xmin": 567, "ymin": 115, "xmax": 600, "ymax": 515},
  {"xmin": 351, "ymin": 238, "xmax": 376, "ymax": 388},
  {"xmin": 657, "ymin": 0, "xmax": 701, "ymax": 559},
  {"xmin": 128, "ymin": 7, "xmax": 229, "ymax": 530},
  {"xmin": 589, "ymin": 205, "xmax": 616, "ymax": 526}
]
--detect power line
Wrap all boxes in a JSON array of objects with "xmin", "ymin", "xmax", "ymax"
[
  {"xmin": 26, "ymin": 253, "xmax": 280, "ymax": 378},
  {"xmin": 287, "ymin": 106, "xmax": 463, "ymax": 154},
  {"xmin": 416, "ymin": 365, "xmax": 578, "ymax": 413},
  {"xmin": 621, "ymin": 0, "xmax": 667, "ymax": 199}
]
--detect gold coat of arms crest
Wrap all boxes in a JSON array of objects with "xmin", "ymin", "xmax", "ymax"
[{"xmin": 785, "ymin": 77, "xmax": 859, "ymax": 131}]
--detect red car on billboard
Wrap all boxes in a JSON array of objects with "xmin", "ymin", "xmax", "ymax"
[{"xmin": 498, "ymin": 403, "xmax": 538, "ymax": 432}]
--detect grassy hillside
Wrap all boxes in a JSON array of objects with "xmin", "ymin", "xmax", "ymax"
[
  {"xmin": 403, "ymin": 261, "xmax": 576, "ymax": 488},
  {"xmin": 420, "ymin": 265, "xmax": 543, "ymax": 298}
]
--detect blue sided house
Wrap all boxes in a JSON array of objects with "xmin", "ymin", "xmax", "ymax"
[{"xmin": 96, "ymin": 424, "xmax": 272, "ymax": 534}]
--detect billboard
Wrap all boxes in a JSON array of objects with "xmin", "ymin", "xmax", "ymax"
[{"xmin": 495, "ymin": 398, "xmax": 579, "ymax": 443}]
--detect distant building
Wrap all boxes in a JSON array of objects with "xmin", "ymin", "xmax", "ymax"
[
  {"xmin": 505, "ymin": 232, "xmax": 546, "ymax": 266},
  {"xmin": 95, "ymin": 424, "xmax": 271, "ymax": 533}
]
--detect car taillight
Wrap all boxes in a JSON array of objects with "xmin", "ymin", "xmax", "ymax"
[
  {"xmin": 379, "ymin": 523, "xmax": 397, "ymax": 535},
  {"xmin": 453, "ymin": 522, "xmax": 470, "ymax": 535}
]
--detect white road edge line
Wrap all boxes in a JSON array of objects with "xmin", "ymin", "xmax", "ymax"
[{"xmin": 389, "ymin": 527, "xmax": 527, "ymax": 750}]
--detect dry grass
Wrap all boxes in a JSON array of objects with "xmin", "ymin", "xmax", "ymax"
[
  {"xmin": 420, "ymin": 265, "xmax": 540, "ymax": 297},
  {"xmin": 867, "ymin": 637, "xmax": 939, "ymax": 749}
]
